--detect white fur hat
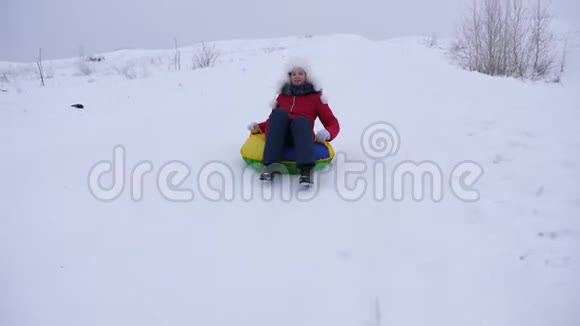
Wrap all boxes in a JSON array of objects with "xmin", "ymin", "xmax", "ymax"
[
  {"xmin": 269, "ymin": 55, "xmax": 328, "ymax": 108},
  {"xmin": 274, "ymin": 55, "xmax": 323, "ymax": 92}
]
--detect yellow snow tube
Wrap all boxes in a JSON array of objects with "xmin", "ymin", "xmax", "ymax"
[{"xmin": 240, "ymin": 132, "xmax": 335, "ymax": 174}]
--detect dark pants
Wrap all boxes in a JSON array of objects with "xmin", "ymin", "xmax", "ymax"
[{"xmin": 262, "ymin": 108, "xmax": 315, "ymax": 169}]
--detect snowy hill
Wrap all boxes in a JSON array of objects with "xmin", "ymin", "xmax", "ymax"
[{"xmin": 1, "ymin": 33, "xmax": 579, "ymax": 326}]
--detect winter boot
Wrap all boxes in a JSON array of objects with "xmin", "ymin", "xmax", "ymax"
[
  {"xmin": 259, "ymin": 163, "xmax": 283, "ymax": 182},
  {"xmin": 299, "ymin": 166, "xmax": 313, "ymax": 186},
  {"xmin": 260, "ymin": 171, "xmax": 273, "ymax": 182}
]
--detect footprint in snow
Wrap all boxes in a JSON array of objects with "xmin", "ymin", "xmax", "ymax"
[
  {"xmin": 507, "ymin": 140, "xmax": 528, "ymax": 149},
  {"xmin": 521, "ymin": 130, "xmax": 536, "ymax": 138},
  {"xmin": 537, "ymin": 229, "xmax": 580, "ymax": 240},
  {"xmin": 493, "ymin": 154, "xmax": 509, "ymax": 164},
  {"xmin": 535, "ymin": 186, "xmax": 545, "ymax": 197},
  {"xmin": 544, "ymin": 256, "xmax": 573, "ymax": 269}
]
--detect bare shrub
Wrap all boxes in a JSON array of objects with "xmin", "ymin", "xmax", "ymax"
[
  {"xmin": 192, "ymin": 41, "xmax": 220, "ymax": 69},
  {"xmin": 76, "ymin": 52, "xmax": 106, "ymax": 76},
  {"xmin": 77, "ymin": 60, "xmax": 93, "ymax": 76},
  {"xmin": 450, "ymin": 0, "xmax": 560, "ymax": 81},
  {"xmin": 263, "ymin": 46, "xmax": 286, "ymax": 53},
  {"xmin": 36, "ymin": 48, "xmax": 45, "ymax": 86},
  {"xmin": 0, "ymin": 73, "xmax": 9, "ymax": 92},
  {"xmin": 552, "ymin": 37, "xmax": 567, "ymax": 83},
  {"xmin": 423, "ymin": 34, "xmax": 439, "ymax": 48},
  {"xmin": 113, "ymin": 62, "xmax": 138, "ymax": 79},
  {"xmin": 87, "ymin": 56, "xmax": 105, "ymax": 62},
  {"xmin": 528, "ymin": 0, "xmax": 556, "ymax": 79},
  {"xmin": 174, "ymin": 37, "xmax": 181, "ymax": 70}
]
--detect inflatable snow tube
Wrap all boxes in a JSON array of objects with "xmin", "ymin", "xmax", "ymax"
[{"xmin": 240, "ymin": 132, "xmax": 335, "ymax": 174}]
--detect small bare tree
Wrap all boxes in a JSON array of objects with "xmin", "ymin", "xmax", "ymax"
[
  {"xmin": 174, "ymin": 37, "xmax": 181, "ymax": 70},
  {"xmin": 450, "ymin": 1, "xmax": 484, "ymax": 73},
  {"xmin": 555, "ymin": 37, "xmax": 568, "ymax": 82},
  {"xmin": 77, "ymin": 60, "xmax": 92, "ymax": 76},
  {"xmin": 36, "ymin": 48, "xmax": 45, "ymax": 86},
  {"xmin": 112, "ymin": 62, "xmax": 138, "ymax": 80},
  {"xmin": 481, "ymin": 0, "xmax": 504, "ymax": 75},
  {"xmin": 505, "ymin": 0, "xmax": 529, "ymax": 78},
  {"xmin": 450, "ymin": 0, "xmax": 559, "ymax": 81},
  {"xmin": 77, "ymin": 46, "xmax": 93, "ymax": 76},
  {"xmin": 0, "ymin": 73, "xmax": 9, "ymax": 92},
  {"xmin": 528, "ymin": 0, "xmax": 556, "ymax": 79},
  {"xmin": 423, "ymin": 34, "xmax": 439, "ymax": 48},
  {"xmin": 192, "ymin": 41, "xmax": 220, "ymax": 69},
  {"xmin": 74, "ymin": 45, "xmax": 96, "ymax": 76}
]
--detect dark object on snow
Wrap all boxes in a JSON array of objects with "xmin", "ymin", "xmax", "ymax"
[
  {"xmin": 71, "ymin": 103, "xmax": 84, "ymax": 109},
  {"xmin": 86, "ymin": 56, "xmax": 105, "ymax": 62}
]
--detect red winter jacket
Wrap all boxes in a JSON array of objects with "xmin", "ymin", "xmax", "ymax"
[{"xmin": 255, "ymin": 91, "xmax": 340, "ymax": 141}]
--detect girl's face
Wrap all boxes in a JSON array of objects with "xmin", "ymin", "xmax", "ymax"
[{"xmin": 290, "ymin": 68, "xmax": 306, "ymax": 85}]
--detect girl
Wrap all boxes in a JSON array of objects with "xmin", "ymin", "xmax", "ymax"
[{"xmin": 247, "ymin": 60, "xmax": 340, "ymax": 185}]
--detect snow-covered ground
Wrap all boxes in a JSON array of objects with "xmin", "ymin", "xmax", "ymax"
[{"xmin": 1, "ymin": 32, "xmax": 579, "ymax": 326}]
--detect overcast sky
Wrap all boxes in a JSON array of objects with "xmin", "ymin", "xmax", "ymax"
[{"xmin": 1, "ymin": 0, "xmax": 578, "ymax": 62}]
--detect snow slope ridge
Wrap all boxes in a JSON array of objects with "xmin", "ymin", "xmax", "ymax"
[{"xmin": 1, "ymin": 33, "xmax": 579, "ymax": 326}]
